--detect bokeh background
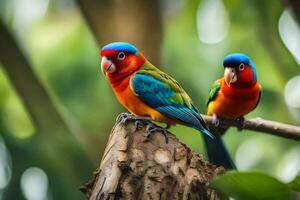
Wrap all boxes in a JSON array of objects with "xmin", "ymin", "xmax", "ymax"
[{"xmin": 0, "ymin": 0, "xmax": 300, "ymax": 199}]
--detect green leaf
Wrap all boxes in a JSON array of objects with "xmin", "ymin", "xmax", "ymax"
[
  {"xmin": 288, "ymin": 174, "xmax": 300, "ymax": 192},
  {"xmin": 209, "ymin": 171, "xmax": 292, "ymax": 200}
]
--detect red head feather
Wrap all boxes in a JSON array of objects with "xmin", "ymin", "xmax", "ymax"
[
  {"xmin": 223, "ymin": 53, "xmax": 257, "ymax": 89},
  {"xmin": 100, "ymin": 42, "xmax": 145, "ymax": 90}
]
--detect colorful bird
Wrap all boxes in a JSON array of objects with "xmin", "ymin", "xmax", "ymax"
[
  {"xmin": 205, "ymin": 53, "xmax": 261, "ymax": 169},
  {"xmin": 100, "ymin": 42, "xmax": 213, "ymax": 140}
]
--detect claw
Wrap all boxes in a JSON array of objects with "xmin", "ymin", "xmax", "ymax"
[
  {"xmin": 134, "ymin": 120, "xmax": 143, "ymax": 131},
  {"xmin": 116, "ymin": 113, "xmax": 154, "ymax": 133},
  {"xmin": 236, "ymin": 117, "xmax": 245, "ymax": 131},
  {"xmin": 115, "ymin": 113, "xmax": 134, "ymax": 125},
  {"xmin": 146, "ymin": 124, "xmax": 169, "ymax": 143},
  {"xmin": 212, "ymin": 114, "xmax": 220, "ymax": 127}
]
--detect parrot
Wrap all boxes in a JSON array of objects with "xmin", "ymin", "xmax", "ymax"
[
  {"xmin": 100, "ymin": 42, "xmax": 214, "ymax": 143},
  {"xmin": 204, "ymin": 53, "xmax": 261, "ymax": 169}
]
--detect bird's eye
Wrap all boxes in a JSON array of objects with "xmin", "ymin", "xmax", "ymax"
[
  {"xmin": 117, "ymin": 52, "xmax": 125, "ymax": 60},
  {"xmin": 239, "ymin": 63, "xmax": 245, "ymax": 71}
]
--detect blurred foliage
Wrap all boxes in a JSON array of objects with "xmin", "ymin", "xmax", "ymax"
[
  {"xmin": 0, "ymin": 0, "xmax": 299, "ymax": 199},
  {"xmin": 210, "ymin": 171, "xmax": 297, "ymax": 200},
  {"xmin": 288, "ymin": 174, "xmax": 300, "ymax": 192}
]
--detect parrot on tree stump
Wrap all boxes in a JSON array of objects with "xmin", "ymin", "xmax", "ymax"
[{"xmin": 100, "ymin": 42, "xmax": 213, "ymax": 140}]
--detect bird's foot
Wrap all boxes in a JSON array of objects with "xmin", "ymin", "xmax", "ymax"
[
  {"xmin": 115, "ymin": 113, "xmax": 135, "ymax": 125},
  {"xmin": 146, "ymin": 123, "xmax": 169, "ymax": 143},
  {"xmin": 116, "ymin": 113, "xmax": 153, "ymax": 131},
  {"xmin": 134, "ymin": 120, "xmax": 144, "ymax": 131},
  {"xmin": 212, "ymin": 114, "xmax": 220, "ymax": 127},
  {"xmin": 236, "ymin": 117, "xmax": 245, "ymax": 131},
  {"xmin": 133, "ymin": 116, "xmax": 152, "ymax": 131}
]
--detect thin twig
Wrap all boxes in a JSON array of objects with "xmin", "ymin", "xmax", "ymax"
[{"xmin": 201, "ymin": 115, "xmax": 300, "ymax": 141}]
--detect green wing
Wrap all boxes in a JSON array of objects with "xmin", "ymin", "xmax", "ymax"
[
  {"xmin": 131, "ymin": 61, "xmax": 212, "ymax": 137},
  {"xmin": 207, "ymin": 80, "xmax": 221, "ymax": 106},
  {"xmin": 136, "ymin": 61, "xmax": 193, "ymax": 108}
]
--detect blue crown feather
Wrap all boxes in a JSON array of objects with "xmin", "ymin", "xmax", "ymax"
[
  {"xmin": 223, "ymin": 53, "xmax": 250, "ymax": 66},
  {"xmin": 223, "ymin": 53, "xmax": 257, "ymax": 81},
  {"xmin": 101, "ymin": 42, "xmax": 138, "ymax": 55}
]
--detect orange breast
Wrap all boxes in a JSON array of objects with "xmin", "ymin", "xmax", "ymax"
[
  {"xmin": 207, "ymin": 81, "xmax": 260, "ymax": 119},
  {"xmin": 112, "ymin": 80, "xmax": 178, "ymax": 125}
]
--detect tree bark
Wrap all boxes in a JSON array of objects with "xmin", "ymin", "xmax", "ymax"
[{"xmin": 81, "ymin": 118, "xmax": 223, "ymax": 200}]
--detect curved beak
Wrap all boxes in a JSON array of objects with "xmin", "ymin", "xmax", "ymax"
[
  {"xmin": 224, "ymin": 68, "xmax": 237, "ymax": 86},
  {"xmin": 101, "ymin": 57, "xmax": 116, "ymax": 75}
]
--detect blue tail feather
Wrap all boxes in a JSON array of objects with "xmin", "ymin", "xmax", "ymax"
[
  {"xmin": 199, "ymin": 128, "xmax": 214, "ymax": 139},
  {"xmin": 201, "ymin": 129, "xmax": 236, "ymax": 170}
]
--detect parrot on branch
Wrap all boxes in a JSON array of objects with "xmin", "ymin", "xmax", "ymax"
[
  {"xmin": 100, "ymin": 42, "xmax": 213, "ymax": 143},
  {"xmin": 205, "ymin": 53, "xmax": 261, "ymax": 169}
]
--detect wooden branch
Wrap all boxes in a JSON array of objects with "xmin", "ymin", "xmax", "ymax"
[
  {"xmin": 201, "ymin": 115, "xmax": 300, "ymax": 141},
  {"xmin": 81, "ymin": 119, "xmax": 224, "ymax": 200}
]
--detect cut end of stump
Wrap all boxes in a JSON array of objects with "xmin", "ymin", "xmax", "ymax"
[{"xmin": 81, "ymin": 114, "xmax": 224, "ymax": 200}]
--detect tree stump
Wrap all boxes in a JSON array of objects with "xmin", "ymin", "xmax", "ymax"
[{"xmin": 81, "ymin": 115, "xmax": 224, "ymax": 200}]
